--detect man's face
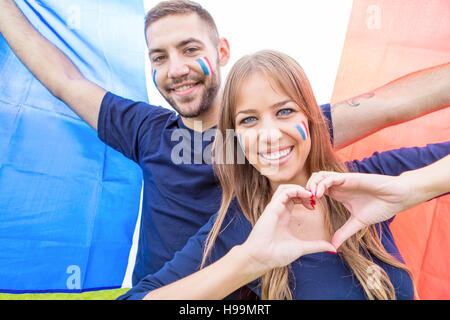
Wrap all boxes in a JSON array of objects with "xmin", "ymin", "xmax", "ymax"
[{"xmin": 146, "ymin": 14, "xmax": 228, "ymax": 119}]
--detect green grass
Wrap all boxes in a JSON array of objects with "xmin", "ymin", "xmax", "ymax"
[{"xmin": 0, "ymin": 288, "xmax": 129, "ymax": 300}]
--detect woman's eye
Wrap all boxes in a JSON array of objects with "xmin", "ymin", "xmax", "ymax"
[
  {"xmin": 278, "ymin": 109, "xmax": 293, "ymax": 116},
  {"xmin": 240, "ymin": 117, "xmax": 257, "ymax": 125}
]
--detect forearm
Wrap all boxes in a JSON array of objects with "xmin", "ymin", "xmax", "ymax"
[
  {"xmin": 398, "ymin": 155, "xmax": 450, "ymax": 209},
  {"xmin": 143, "ymin": 245, "xmax": 262, "ymax": 300},
  {"xmin": 332, "ymin": 62, "xmax": 450, "ymax": 149},
  {"xmin": 0, "ymin": 0, "xmax": 104, "ymax": 129},
  {"xmin": 0, "ymin": 0, "xmax": 83, "ymax": 96}
]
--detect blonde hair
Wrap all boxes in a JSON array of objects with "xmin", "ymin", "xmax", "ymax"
[{"xmin": 202, "ymin": 50, "xmax": 416, "ymax": 300}]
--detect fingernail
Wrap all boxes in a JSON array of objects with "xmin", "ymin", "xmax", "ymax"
[{"xmin": 327, "ymin": 251, "xmax": 337, "ymax": 254}]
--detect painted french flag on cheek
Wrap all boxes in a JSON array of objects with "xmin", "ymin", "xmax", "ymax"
[
  {"xmin": 196, "ymin": 56, "xmax": 213, "ymax": 76},
  {"xmin": 296, "ymin": 121, "xmax": 309, "ymax": 141},
  {"xmin": 152, "ymin": 69, "xmax": 157, "ymax": 88}
]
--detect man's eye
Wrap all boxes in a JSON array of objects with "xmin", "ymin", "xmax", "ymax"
[
  {"xmin": 278, "ymin": 109, "xmax": 293, "ymax": 116},
  {"xmin": 185, "ymin": 47, "xmax": 199, "ymax": 55},
  {"xmin": 152, "ymin": 55, "xmax": 166, "ymax": 63}
]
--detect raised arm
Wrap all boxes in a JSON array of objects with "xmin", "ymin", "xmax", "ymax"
[
  {"xmin": 331, "ymin": 62, "xmax": 450, "ymax": 149},
  {"xmin": 0, "ymin": 0, "xmax": 106, "ymax": 130}
]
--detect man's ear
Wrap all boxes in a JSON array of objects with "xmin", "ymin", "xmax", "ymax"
[{"xmin": 217, "ymin": 38, "xmax": 230, "ymax": 67}]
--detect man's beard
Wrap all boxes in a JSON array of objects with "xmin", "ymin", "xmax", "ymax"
[{"xmin": 160, "ymin": 73, "xmax": 221, "ymax": 119}]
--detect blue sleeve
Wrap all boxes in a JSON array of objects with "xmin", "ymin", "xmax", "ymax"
[
  {"xmin": 320, "ymin": 104, "xmax": 334, "ymax": 146},
  {"xmin": 97, "ymin": 92, "xmax": 173, "ymax": 163},
  {"xmin": 117, "ymin": 208, "xmax": 254, "ymax": 300},
  {"xmin": 346, "ymin": 141, "xmax": 450, "ymax": 176}
]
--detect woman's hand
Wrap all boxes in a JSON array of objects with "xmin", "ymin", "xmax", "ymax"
[
  {"xmin": 306, "ymin": 172, "xmax": 412, "ymax": 250},
  {"xmin": 241, "ymin": 185, "xmax": 336, "ymax": 275}
]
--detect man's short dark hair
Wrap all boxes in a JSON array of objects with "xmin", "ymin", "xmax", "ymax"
[{"xmin": 145, "ymin": 0, "xmax": 219, "ymax": 44}]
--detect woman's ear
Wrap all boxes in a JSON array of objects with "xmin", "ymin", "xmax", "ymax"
[{"xmin": 217, "ymin": 38, "xmax": 230, "ymax": 67}]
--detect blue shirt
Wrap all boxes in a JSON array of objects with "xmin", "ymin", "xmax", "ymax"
[
  {"xmin": 117, "ymin": 142, "xmax": 450, "ymax": 300},
  {"xmin": 98, "ymin": 92, "xmax": 333, "ymax": 285}
]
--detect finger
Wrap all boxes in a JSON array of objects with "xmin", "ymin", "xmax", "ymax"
[
  {"xmin": 299, "ymin": 240, "xmax": 337, "ymax": 256},
  {"xmin": 290, "ymin": 196, "xmax": 315, "ymax": 211},
  {"xmin": 331, "ymin": 216, "xmax": 366, "ymax": 250},
  {"xmin": 315, "ymin": 174, "xmax": 346, "ymax": 199},
  {"xmin": 306, "ymin": 172, "xmax": 333, "ymax": 199},
  {"xmin": 278, "ymin": 185, "xmax": 312, "ymax": 206},
  {"xmin": 284, "ymin": 186, "xmax": 317, "ymax": 211}
]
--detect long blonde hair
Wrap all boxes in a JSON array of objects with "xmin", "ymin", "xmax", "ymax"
[{"xmin": 202, "ymin": 50, "xmax": 416, "ymax": 300}]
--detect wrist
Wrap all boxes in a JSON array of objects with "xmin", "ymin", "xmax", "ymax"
[
  {"xmin": 235, "ymin": 243, "xmax": 271, "ymax": 278},
  {"xmin": 398, "ymin": 170, "xmax": 431, "ymax": 209}
]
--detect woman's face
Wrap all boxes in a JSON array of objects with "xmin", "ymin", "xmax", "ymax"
[{"xmin": 234, "ymin": 73, "xmax": 311, "ymax": 187}]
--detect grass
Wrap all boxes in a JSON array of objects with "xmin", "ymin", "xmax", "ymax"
[{"xmin": 0, "ymin": 288, "xmax": 129, "ymax": 300}]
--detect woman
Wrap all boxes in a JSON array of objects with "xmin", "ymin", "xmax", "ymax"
[{"xmin": 119, "ymin": 51, "xmax": 449, "ymax": 300}]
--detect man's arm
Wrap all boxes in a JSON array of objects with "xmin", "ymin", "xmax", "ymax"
[
  {"xmin": 331, "ymin": 62, "xmax": 450, "ymax": 149},
  {"xmin": 0, "ymin": 0, "xmax": 106, "ymax": 130}
]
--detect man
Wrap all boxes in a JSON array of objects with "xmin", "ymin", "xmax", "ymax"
[{"xmin": 0, "ymin": 0, "xmax": 448, "ymax": 295}]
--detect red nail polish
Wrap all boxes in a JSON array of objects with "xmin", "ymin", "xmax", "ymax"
[{"xmin": 327, "ymin": 251, "xmax": 337, "ymax": 254}]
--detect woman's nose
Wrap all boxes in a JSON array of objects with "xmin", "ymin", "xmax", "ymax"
[{"xmin": 258, "ymin": 126, "xmax": 283, "ymax": 149}]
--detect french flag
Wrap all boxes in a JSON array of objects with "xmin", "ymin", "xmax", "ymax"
[
  {"xmin": 196, "ymin": 56, "xmax": 213, "ymax": 76},
  {"xmin": 296, "ymin": 121, "xmax": 309, "ymax": 141}
]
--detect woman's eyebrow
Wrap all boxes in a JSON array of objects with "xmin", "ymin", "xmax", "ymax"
[{"xmin": 235, "ymin": 100, "xmax": 293, "ymax": 117}]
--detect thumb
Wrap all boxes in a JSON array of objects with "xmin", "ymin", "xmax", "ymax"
[
  {"xmin": 300, "ymin": 240, "xmax": 337, "ymax": 256},
  {"xmin": 331, "ymin": 216, "xmax": 366, "ymax": 250}
]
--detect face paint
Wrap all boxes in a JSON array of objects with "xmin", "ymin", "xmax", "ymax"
[
  {"xmin": 296, "ymin": 121, "xmax": 309, "ymax": 141},
  {"xmin": 152, "ymin": 69, "xmax": 158, "ymax": 88},
  {"xmin": 196, "ymin": 56, "xmax": 213, "ymax": 76}
]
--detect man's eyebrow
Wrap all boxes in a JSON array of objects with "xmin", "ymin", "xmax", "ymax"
[
  {"xmin": 235, "ymin": 100, "xmax": 293, "ymax": 117},
  {"xmin": 176, "ymin": 37, "xmax": 205, "ymax": 48},
  {"xmin": 149, "ymin": 37, "xmax": 205, "ymax": 55}
]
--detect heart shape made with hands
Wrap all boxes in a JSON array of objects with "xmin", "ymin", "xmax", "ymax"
[
  {"xmin": 248, "ymin": 171, "xmax": 406, "ymax": 271},
  {"xmin": 305, "ymin": 171, "xmax": 408, "ymax": 250}
]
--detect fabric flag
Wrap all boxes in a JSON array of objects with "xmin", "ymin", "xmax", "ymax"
[
  {"xmin": 0, "ymin": 0, "xmax": 147, "ymax": 293},
  {"xmin": 332, "ymin": 0, "xmax": 450, "ymax": 299}
]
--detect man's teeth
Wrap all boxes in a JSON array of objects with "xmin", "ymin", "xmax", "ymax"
[
  {"xmin": 174, "ymin": 84, "xmax": 195, "ymax": 92},
  {"xmin": 260, "ymin": 148, "xmax": 292, "ymax": 160}
]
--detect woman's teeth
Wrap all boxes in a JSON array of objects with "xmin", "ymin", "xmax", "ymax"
[{"xmin": 260, "ymin": 147, "xmax": 293, "ymax": 160}]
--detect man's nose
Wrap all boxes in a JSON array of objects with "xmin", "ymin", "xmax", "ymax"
[{"xmin": 167, "ymin": 56, "xmax": 190, "ymax": 79}]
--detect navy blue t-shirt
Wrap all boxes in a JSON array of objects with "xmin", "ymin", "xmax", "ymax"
[
  {"xmin": 118, "ymin": 142, "xmax": 450, "ymax": 300},
  {"xmin": 98, "ymin": 92, "xmax": 334, "ymax": 285}
]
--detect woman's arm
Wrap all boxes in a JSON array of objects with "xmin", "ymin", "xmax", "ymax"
[
  {"xmin": 307, "ymin": 155, "xmax": 450, "ymax": 250},
  {"xmin": 143, "ymin": 185, "xmax": 335, "ymax": 300},
  {"xmin": 143, "ymin": 245, "xmax": 257, "ymax": 300}
]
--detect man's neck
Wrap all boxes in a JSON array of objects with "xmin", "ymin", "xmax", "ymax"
[{"xmin": 181, "ymin": 95, "xmax": 221, "ymax": 132}]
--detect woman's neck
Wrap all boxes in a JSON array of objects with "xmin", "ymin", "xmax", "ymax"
[{"xmin": 269, "ymin": 171, "xmax": 309, "ymax": 193}]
